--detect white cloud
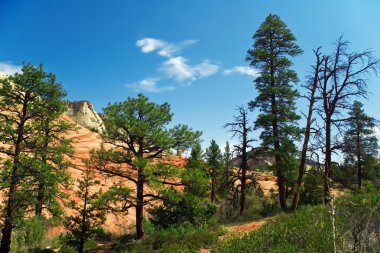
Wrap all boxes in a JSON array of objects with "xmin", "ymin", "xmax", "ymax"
[
  {"xmin": 126, "ymin": 78, "xmax": 175, "ymax": 93},
  {"xmin": 0, "ymin": 62, "xmax": 22, "ymax": 76},
  {"xmin": 223, "ymin": 66, "xmax": 258, "ymax": 77},
  {"xmin": 160, "ymin": 56, "xmax": 219, "ymax": 82},
  {"xmin": 136, "ymin": 38, "xmax": 197, "ymax": 58}
]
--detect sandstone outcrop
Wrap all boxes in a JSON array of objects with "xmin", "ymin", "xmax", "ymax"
[{"xmin": 64, "ymin": 101, "xmax": 105, "ymax": 133}]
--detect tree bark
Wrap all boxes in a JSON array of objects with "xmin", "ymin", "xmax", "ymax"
[
  {"xmin": 0, "ymin": 93, "xmax": 29, "ymax": 253},
  {"xmin": 291, "ymin": 50, "xmax": 320, "ymax": 210},
  {"xmin": 356, "ymin": 129, "xmax": 362, "ymax": 190},
  {"xmin": 324, "ymin": 117, "xmax": 332, "ymax": 204},
  {"xmin": 78, "ymin": 184, "xmax": 88, "ymax": 253},
  {"xmin": 211, "ymin": 167, "xmax": 215, "ymax": 203},
  {"xmin": 135, "ymin": 166, "xmax": 145, "ymax": 239}
]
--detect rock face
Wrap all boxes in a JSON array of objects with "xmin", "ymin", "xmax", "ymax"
[{"xmin": 64, "ymin": 101, "xmax": 105, "ymax": 133}]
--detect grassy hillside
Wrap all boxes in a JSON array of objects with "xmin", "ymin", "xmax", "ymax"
[{"xmin": 214, "ymin": 184, "xmax": 380, "ymax": 253}]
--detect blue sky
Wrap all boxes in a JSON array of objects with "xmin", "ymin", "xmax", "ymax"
[{"xmin": 1, "ymin": 0, "xmax": 380, "ymax": 151}]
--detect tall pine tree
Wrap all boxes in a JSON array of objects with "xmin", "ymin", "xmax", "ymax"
[
  {"xmin": 246, "ymin": 14, "xmax": 302, "ymax": 210},
  {"xmin": 0, "ymin": 64, "xmax": 70, "ymax": 252}
]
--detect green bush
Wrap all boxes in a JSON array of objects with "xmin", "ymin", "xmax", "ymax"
[
  {"xmin": 299, "ymin": 167, "xmax": 324, "ymax": 205},
  {"xmin": 11, "ymin": 216, "xmax": 47, "ymax": 253},
  {"xmin": 114, "ymin": 224, "xmax": 219, "ymax": 253}
]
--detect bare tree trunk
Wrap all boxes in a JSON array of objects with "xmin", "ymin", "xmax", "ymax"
[
  {"xmin": 240, "ymin": 152, "xmax": 247, "ymax": 215},
  {"xmin": 292, "ymin": 49, "xmax": 321, "ymax": 210},
  {"xmin": 324, "ymin": 117, "xmax": 332, "ymax": 204}
]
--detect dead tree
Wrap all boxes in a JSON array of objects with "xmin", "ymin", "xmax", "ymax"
[
  {"xmin": 225, "ymin": 106, "xmax": 255, "ymax": 215},
  {"xmin": 291, "ymin": 48, "xmax": 324, "ymax": 209},
  {"xmin": 316, "ymin": 37, "xmax": 379, "ymax": 204}
]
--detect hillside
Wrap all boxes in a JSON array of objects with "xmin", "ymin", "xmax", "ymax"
[{"xmin": 54, "ymin": 101, "xmax": 278, "ymax": 235}]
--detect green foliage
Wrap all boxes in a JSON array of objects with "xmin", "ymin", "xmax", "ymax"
[
  {"xmin": 298, "ymin": 167, "xmax": 324, "ymax": 205},
  {"xmin": 340, "ymin": 100, "xmax": 379, "ymax": 189},
  {"xmin": 150, "ymin": 143, "xmax": 216, "ymax": 229},
  {"xmin": 10, "ymin": 216, "xmax": 47, "ymax": 253},
  {"xmin": 218, "ymin": 142, "xmax": 234, "ymax": 198},
  {"xmin": 64, "ymin": 164, "xmax": 106, "ymax": 252},
  {"xmin": 246, "ymin": 14, "xmax": 302, "ymax": 150},
  {"xmin": 97, "ymin": 93, "xmax": 202, "ymax": 238},
  {"xmin": 215, "ymin": 206, "xmax": 334, "ymax": 253},
  {"xmin": 0, "ymin": 64, "xmax": 72, "ymax": 251},
  {"xmin": 215, "ymin": 184, "xmax": 380, "ymax": 253},
  {"xmin": 205, "ymin": 140, "xmax": 223, "ymax": 203},
  {"xmin": 246, "ymin": 13, "xmax": 302, "ymax": 210},
  {"xmin": 116, "ymin": 224, "xmax": 219, "ymax": 253}
]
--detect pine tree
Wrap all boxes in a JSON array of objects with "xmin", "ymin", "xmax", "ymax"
[
  {"xmin": 342, "ymin": 101, "xmax": 378, "ymax": 189},
  {"xmin": 219, "ymin": 142, "xmax": 234, "ymax": 198},
  {"xmin": 205, "ymin": 140, "xmax": 223, "ymax": 203},
  {"xmin": 65, "ymin": 161, "xmax": 106, "ymax": 253},
  {"xmin": 246, "ymin": 14, "xmax": 302, "ymax": 210},
  {"xmin": 30, "ymin": 86, "xmax": 75, "ymax": 217},
  {"xmin": 150, "ymin": 143, "xmax": 215, "ymax": 229},
  {"xmin": 96, "ymin": 94, "xmax": 201, "ymax": 239},
  {"xmin": 0, "ymin": 64, "xmax": 69, "ymax": 252}
]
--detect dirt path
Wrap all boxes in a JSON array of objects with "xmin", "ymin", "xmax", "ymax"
[{"xmin": 199, "ymin": 218, "xmax": 270, "ymax": 252}]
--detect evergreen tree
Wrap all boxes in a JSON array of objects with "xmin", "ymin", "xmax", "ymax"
[
  {"xmin": 150, "ymin": 143, "xmax": 215, "ymax": 229},
  {"xmin": 219, "ymin": 142, "xmax": 234, "ymax": 198},
  {"xmin": 30, "ymin": 88, "xmax": 75, "ymax": 217},
  {"xmin": 0, "ymin": 64, "xmax": 69, "ymax": 252},
  {"xmin": 246, "ymin": 14, "xmax": 302, "ymax": 210},
  {"xmin": 96, "ymin": 94, "xmax": 201, "ymax": 239},
  {"xmin": 205, "ymin": 140, "xmax": 223, "ymax": 203},
  {"xmin": 342, "ymin": 101, "xmax": 378, "ymax": 189},
  {"xmin": 65, "ymin": 161, "xmax": 106, "ymax": 253}
]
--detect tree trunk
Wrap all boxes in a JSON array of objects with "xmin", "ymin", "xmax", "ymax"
[
  {"xmin": 0, "ymin": 169, "xmax": 17, "ymax": 253},
  {"xmin": 135, "ymin": 167, "xmax": 145, "ymax": 239},
  {"xmin": 36, "ymin": 123, "xmax": 49, "ymax": 216},
  {"xmin": 324, "ymin": 117, "xmax": 332, "ymax": 204},
  {"xmin": 35, "ymin": 182, "xmax": 45, "ymax": 216},
  {"xmin": 78, "ymin": 185, "xmax": 88, "ymax": 253},
  {"xmin": 0, "ymin": 97, "xmax": 28, "ymax": 253},
  {"xmin": 211, "ymin": 167, "xmax": 215, "ymax": 203},
  {"xmin": 292, "ymin": 90, "xmax": 317, "ymax": 209},
  {"xmin": 240, "ymin": 165, "xmax": 247, "ymax": 215},
  {"xmin": 240, "ymin": 126, "xmax": 248, "ymax": 215},
  {"xmin": 356, "ymin": 130, "xmax": 362, "ymax": 190}
]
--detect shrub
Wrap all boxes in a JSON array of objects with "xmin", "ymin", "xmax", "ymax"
[{"xmin": 10, "ymin": 216, "xmax": 47, "ymax": 252}]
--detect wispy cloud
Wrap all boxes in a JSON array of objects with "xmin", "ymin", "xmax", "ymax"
[
  {"xmin": 0, "ymin": 62, "xmax": 22, "ymax": 76},
  {"xmin": 223, "ymin": 66, "xmax": 258, "ymax": 77},
  {"xmin": 161, "ymin": 56, "xmax": 219, "ymax": 83},
  {"xmin": 136, "ymin": 38, "xmax": 197, "ymax": 58},
  {"xmin": 126, "ymin": 78, "xmax": 175, "ymax": 93},
  {"xmin": 129, "ymin": 37, "xmax": 219, "ymax": 92}
]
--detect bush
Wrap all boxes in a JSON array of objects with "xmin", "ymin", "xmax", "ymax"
[
  {"xmin": 114, "ymin": 224, "xmax": 219, "ymax": 253},
  {"xmin": 299, "ymin": 167, "xmax": 324, "ymax": 205},
  {"xmin": 11, "ymin": 216, "xmax": 48, "ymax": 253}
]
